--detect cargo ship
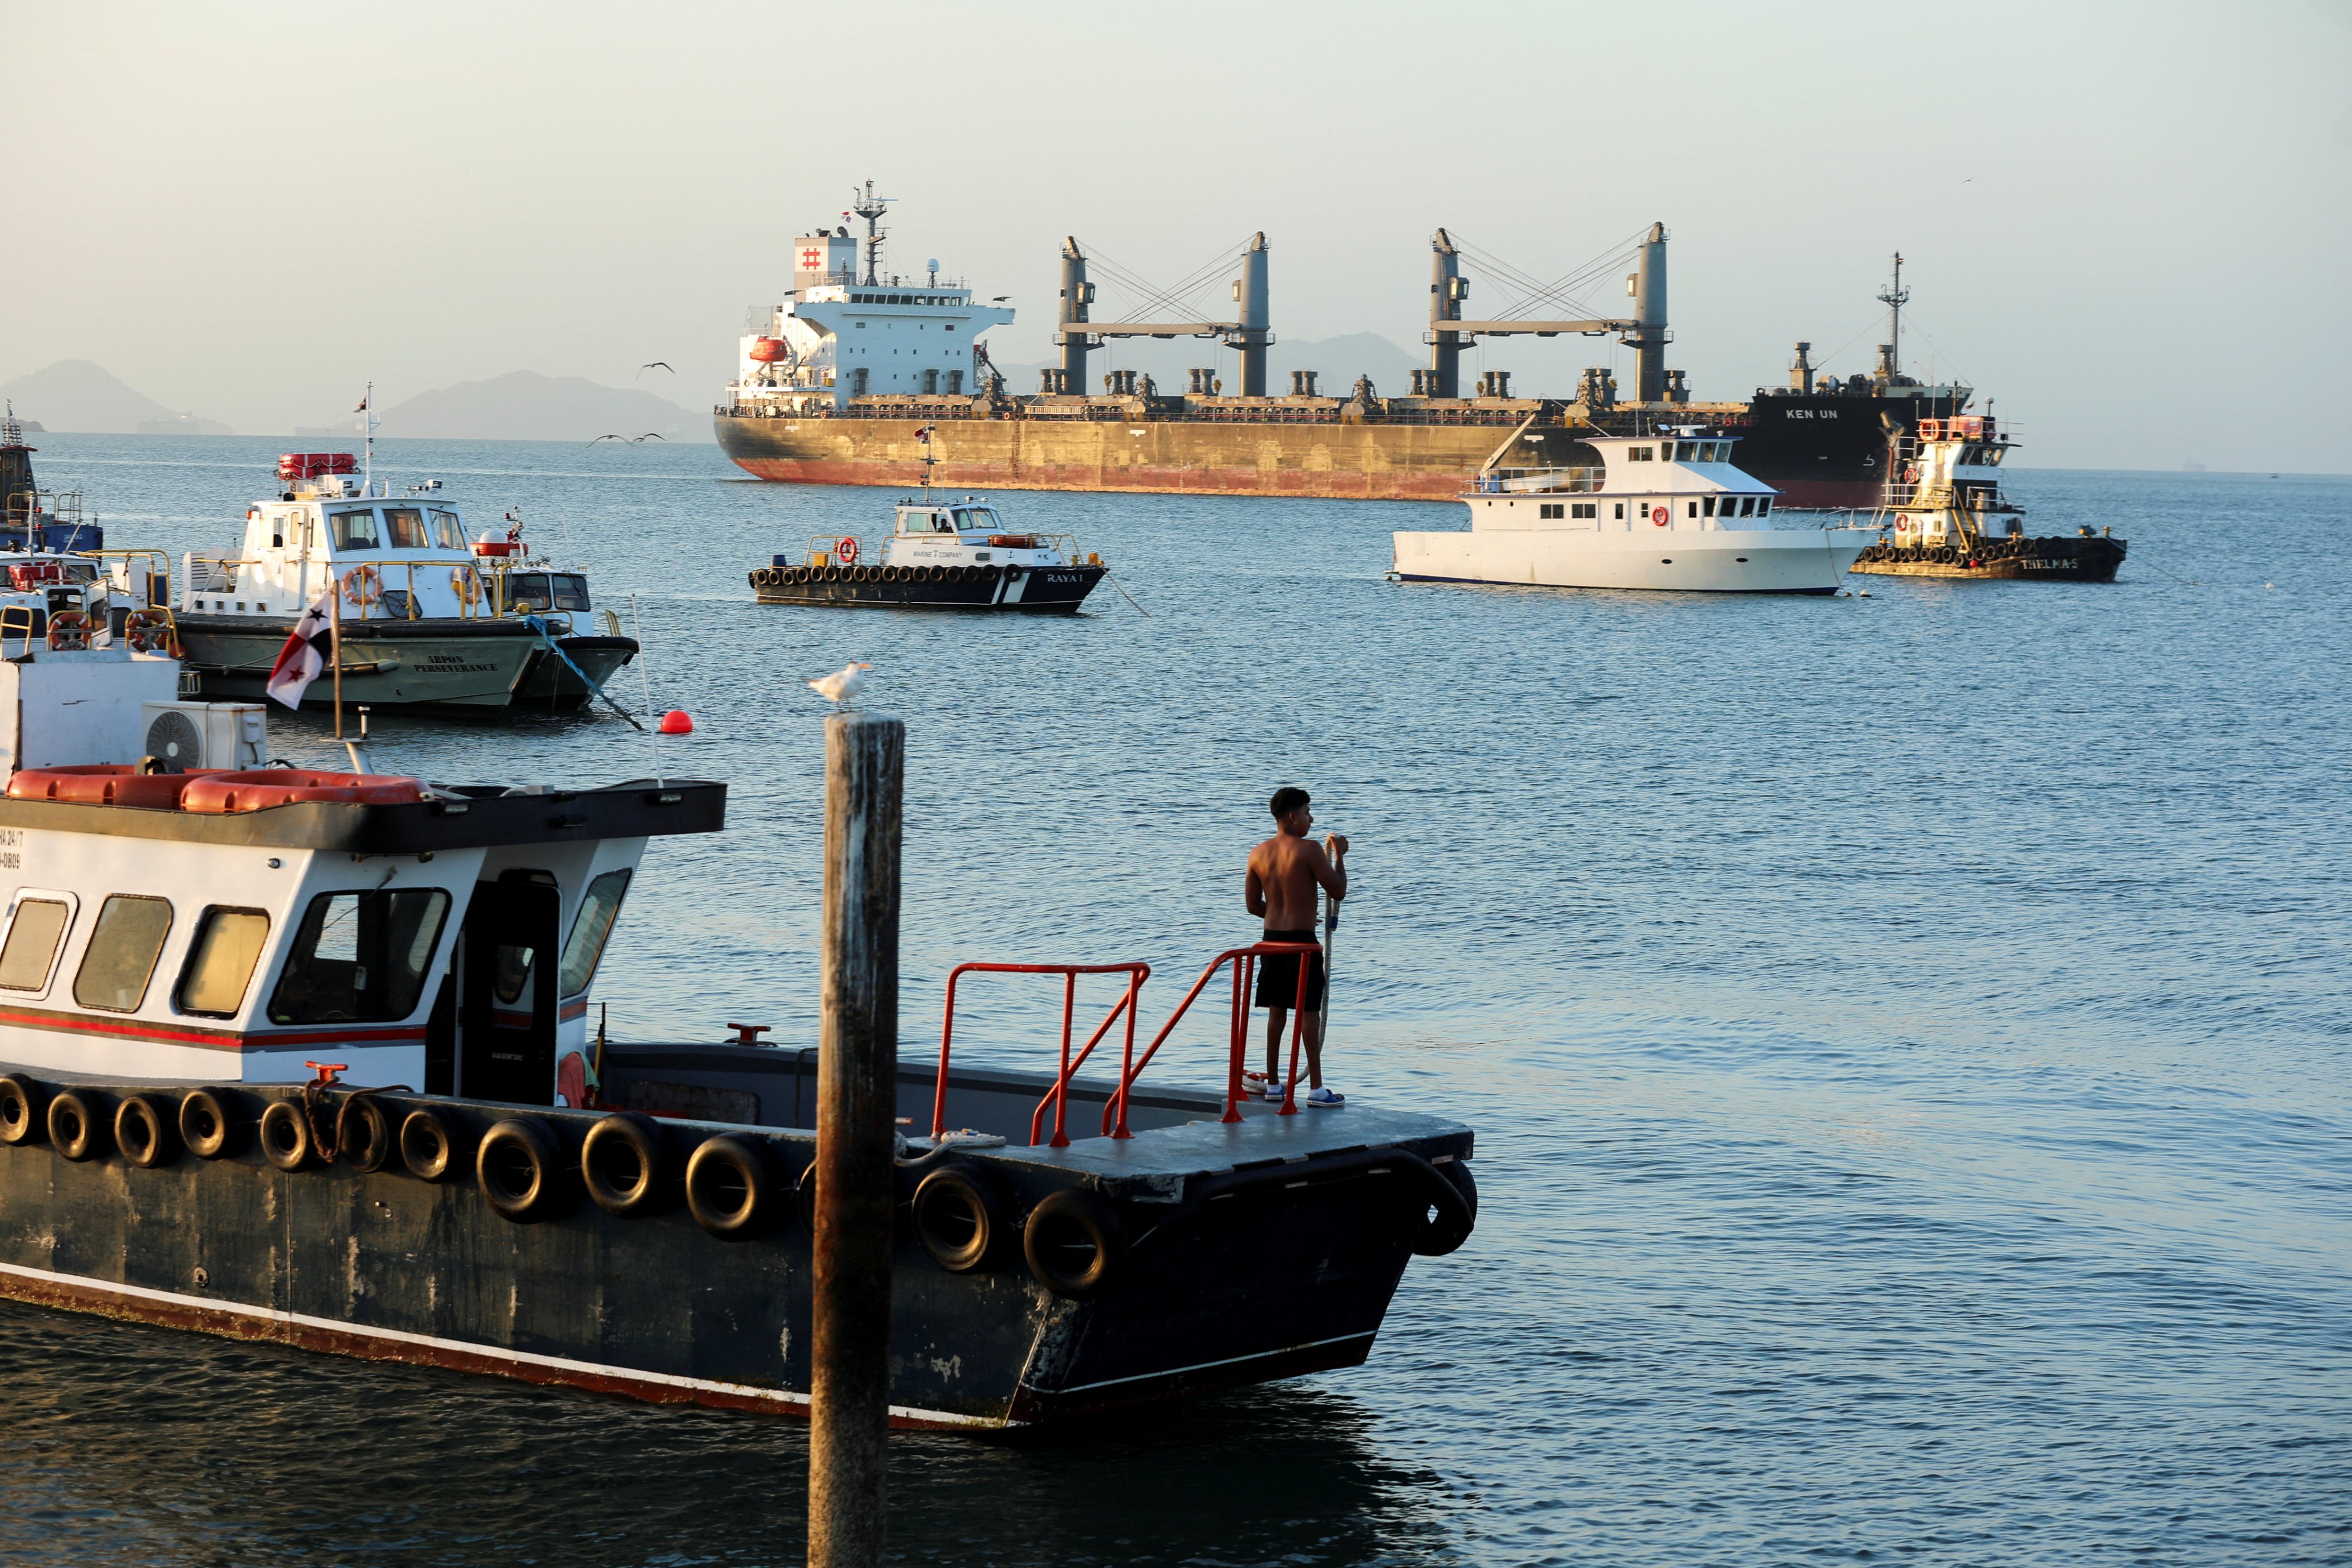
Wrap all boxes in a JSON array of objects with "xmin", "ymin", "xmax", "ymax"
[{"xmin": 715, "ymin": 190, "xmax": 1972, "ymax": 509}]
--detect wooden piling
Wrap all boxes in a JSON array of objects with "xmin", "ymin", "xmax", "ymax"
[{"xmin": 808, "ymin": 712, "xmax": 903, "ymax": 1568}]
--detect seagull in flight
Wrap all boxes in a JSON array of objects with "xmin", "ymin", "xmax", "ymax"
[
  {"xmin": 808, "ymin": 662, "xmax": 872, "ymax": 710},
  {"xmin": 640, "ymin": 361, "xmax": 674, "ymax": 373},
  {"xmin": 587, "ymin": 432, "xmax": 670, "ymax": 445}
]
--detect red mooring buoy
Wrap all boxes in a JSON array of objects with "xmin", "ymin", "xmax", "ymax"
[{"xmin": 658, "ymin": 709, "xmax": 693, "ymax": 735}]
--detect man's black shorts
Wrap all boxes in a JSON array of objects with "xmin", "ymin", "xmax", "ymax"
[{"xmin": 1254, "ymin": 929, "xmax": 1326, "ymax": 1011}]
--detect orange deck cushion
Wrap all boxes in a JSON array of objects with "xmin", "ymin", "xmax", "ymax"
[
  {"xmin": 7, "ymin": 766, "xmax": 225, "ymax": 809},
  {"xmin": 179, "ymin": 770, "xmax": 427, "ymax": 814}
]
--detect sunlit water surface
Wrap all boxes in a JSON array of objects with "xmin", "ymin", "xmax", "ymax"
[{"xmin": 1, "ymin": 434, "xmax": 2345, "ymax": 1566}]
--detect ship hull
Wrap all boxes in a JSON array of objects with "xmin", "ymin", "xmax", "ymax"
[
  {"xmin": 716, "ymin": 389, "xmax": 1951, "ymax": 509},
  {"xmin": 750, "ymin": 562, "xmax": 1104, "ymax": 613},
  {"xmin": 175, "ymin": 615, "xmax": 638, "ymax": 712},
  {"xmin": 1392, "ymin": 526, "xmax": 1868, "ymax": 594},
  {"xmin": 1851, "ymin": 538, "xmax": 2126, "ymax": 583},
  {"xmin": 0, "ymin": 1066, "xmax": 1470, "ymax": 1430}
]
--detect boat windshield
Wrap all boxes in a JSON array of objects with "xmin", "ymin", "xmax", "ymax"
[
  {"xmin": 383, "ymin": 507, "xmax": 430, "ymax": 549},
  {"xmin": 957, "ymin": 508, "xmax": 1000, "ymax": 532},
  {"xmin": 430, "ymin": 509, "xmax": 466, "ymax": 549},
  {"xmin": 330, "ymin": 508, "xmax": 379, "ymax": 551}
]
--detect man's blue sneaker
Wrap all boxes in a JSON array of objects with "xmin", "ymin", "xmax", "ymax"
[{"xmin": 1304, "ymin": 1086, "xmax": 1345, "ymax": 1109}]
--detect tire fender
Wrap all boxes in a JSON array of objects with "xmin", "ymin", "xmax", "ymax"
[{"xmin": 1022, "ymin": 1187, "xmax": 1127, "ymax": 1299}]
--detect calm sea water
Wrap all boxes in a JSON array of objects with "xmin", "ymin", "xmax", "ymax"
[{"xmin": 2, "ymin": 434, "xmax": 2346, "ymax": 1567}]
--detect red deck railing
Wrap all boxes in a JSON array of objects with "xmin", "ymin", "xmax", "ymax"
[{"xmin": 929, "ymin": 942, "xmax": 1320, "ymax": 1146}]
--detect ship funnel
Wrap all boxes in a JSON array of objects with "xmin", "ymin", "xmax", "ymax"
[
  {"xmin": 1627, "ymin": 221, "xmax": 1669, "ymax": 403},
  {"xmin": 1057, "ymin": 236, "xmax": 1090, "ymax": 395},
  {"xmin": 1233, "ymin": 233, "xmax": 1270, "ymax": 398},
  {"xmin": 1427, "ymin": 227, "xmax": 1462, "ymax": 399}
]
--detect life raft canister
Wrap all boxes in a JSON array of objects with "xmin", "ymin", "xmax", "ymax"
[
  {"xmin": 835, "ymin": 535, "xmax": 860, "ymax": 565},
  {"xmin": 341, "ymin": 564, "xmax": 383, "ymax": 606},
  {"xmin": 1650, "ymin": 505, "xmax": 1670, "ymax": 527}
]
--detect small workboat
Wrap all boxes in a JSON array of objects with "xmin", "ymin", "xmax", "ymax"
[
  {"xmin": 1391, "ymin": 432, "xmax": 1870, "ymax": 594},
  {"xmin": 173, "ymin": 454, "xmax": 639, "ymax": 712},
  {"xmin": 750, "ymin": 495, "xmax": 1107, "ymax": 613},
  {"xmin": 1849, "ymin": 416, "xmax": 2125, "ymax": 581}
]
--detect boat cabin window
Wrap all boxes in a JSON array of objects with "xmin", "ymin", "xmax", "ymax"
[
  {"xmin": 176, "ymin": 907, "xmax": 271, "ymax": 1017},
  {"xmin": 430, "ymin": 510, "xmax": 466, "ymax": 549},
  {"xmin": 558, "ymin": 868, "xmax": 632, "ymax": 998},
  {"xmin": 268, "ymin": 888, "xmax": 451, "ymax": 1024},
  {"xmin": 1628, "ymin": 446, "xmax": 1655, "ymax": 461},
  {"xmin": 1756, "ymin": 498, "xmax": 1772, "ymax": 516},
  {"xmin": 383, "ymin": 507, "xmax": 430, "ymax": 549},
  {"xmin": 505, "ymin": 573, "xmax": 590, "ymax": 612},
  {"xmin": 0, "ymin": 898, "xmax": 71, "ymax": 991},
  {"xmin": 73, "ymin": 894, "xmax": 173, "ymax": 1013},
  {"xmin": 1674, "ymin": 441, "xmax": 1695, "ymax": 461},
  {"xmin": 330, "ymin": 508, "xmax": 380, "ymax": 551}
]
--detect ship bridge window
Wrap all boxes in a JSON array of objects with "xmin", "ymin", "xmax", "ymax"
[
  {"xmin": 73, "ymin": 894, "xmax": 173, "ymax": 1013},
  {"xmin": 1676, "ymin": 442, "xmax": 1698, "ymax": 461},
  {"xmin": 176, "ymin": 907, "xmax": 271, "ymax": 1017},
  {"xmin": 430, "ymin": 510, "xmax": 465, "ymax": 549},
  {"xmin": 268, "ymin": 888, "xmax": 451, "ymax": 1025},
  {"xmin": 330, "ymin": 509, "xmax": 380, "ymax": 551},
  {"xmin": 558, "ymin": 868, "xmax": 632, "ymax": 999},
  {"xmin": 0, "ymin": 896, "xmax": 72, "ymax": 992},
  {"xmin": 1629, "ymin": 446, "xmax": 1655, "ymax": 461},
  {"xmin": 384, "ymin": 508, "xmax": 430, "ymax": 549}
]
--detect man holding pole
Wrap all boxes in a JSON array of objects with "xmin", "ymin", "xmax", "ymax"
[{"xmin": 1245, "ymin": 786, "xmax": 1349, "ymax": 1107}]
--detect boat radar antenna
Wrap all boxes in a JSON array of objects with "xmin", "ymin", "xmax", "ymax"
[
  {"xmin": 1876, "ymin": 253, "xmax": 1910, "ymax": 379},
  {"xmin": 851, "ymin": 180, "xmax": 894, "ymax": 286}
]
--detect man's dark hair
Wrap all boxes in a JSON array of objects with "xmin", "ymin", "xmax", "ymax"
[{"xmin": 1269, "ymin": 786, "xmax": 1310, "ymax": 819}]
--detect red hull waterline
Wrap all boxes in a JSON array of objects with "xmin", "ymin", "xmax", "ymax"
[
  {"xmin": 724, "ymin": 455, "xmax": 1882, "ymax": 511},
  {"xmin": 0, "ymin": 1259, "xmax": 1372, "ymax": 1430}
]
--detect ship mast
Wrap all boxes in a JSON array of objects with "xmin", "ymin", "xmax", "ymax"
[
  {"xmin": 1876, "ymin": 252, "xmax": 1909, "ymax": 379},
  {"xmin": 851, "ymin": 180, "xmax": 893, "ymax": 286}
]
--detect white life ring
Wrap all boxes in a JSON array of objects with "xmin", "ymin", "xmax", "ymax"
[{"xmin": 341, "ymin": 565, "xmax": 383, "ymax": 607}]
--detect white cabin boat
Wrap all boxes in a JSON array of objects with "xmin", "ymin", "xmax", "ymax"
[{"xmin": 1391, "ymin": 435, "xmax": 1870, "ymax": 595}]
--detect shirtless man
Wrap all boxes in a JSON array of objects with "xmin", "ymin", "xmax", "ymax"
[{"xmin": 1245, "ymin": 786, "xmax": 1350, "ymax": 1107}]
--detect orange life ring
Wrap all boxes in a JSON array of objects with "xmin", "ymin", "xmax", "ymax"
[
  {"xmin": 44, "ymin": 611, "xmax": 90, "ymax": 651},
  {"xmin": 341, "ymin": 565, "xmax": 383, "ymax": 607},
  {"xmin": 1903, "ymin": 464, "xmax": 1920, "ymax": 484},
  {"xmin": 836, "ymin": 535, "xmax": 860, "ymax": 565},
  {"xmin": 123, "ymin": 610, "xmax": 173, "ymax": 654},
  {"xmin": 1650, "ymin": 505, "xmax": 1669, "ymax": 527},
  {"xmin": 451, "ymin": 566, "xmax": 482, "ymax": 607}
]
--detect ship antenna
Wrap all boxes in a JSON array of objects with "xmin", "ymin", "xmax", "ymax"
[
  {"xmin": 361, "ymin": 380, "xmax": 378, "ymax": 495},
  {"xmin": 1876, "ymin": 253, "xmax": 1909, "ymax": 379},
  {"xmin": 851, "ymin": 180, "xmax": 894, "ymax": 286}
]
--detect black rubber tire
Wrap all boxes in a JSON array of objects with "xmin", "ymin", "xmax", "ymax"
[
  {"xmin": 0, "ymin": 1073, "xmax": 42, "ymax": 1146},
  {"xmin": 880, "ymin": 565, "xmax": 900, "ymax": 584},
  {"xmin": 49, "ymin": 1091, "xmax": 107, "ymax": 1161},
  {"xmin": 114, "ymin": 1093, "xmax": 177, "ymax": 1169},
  {"xmin": 400, "ymin": 1106, "xmax": 462, "ymax": 1181},
  {"xmin": 337, "ymin": 1094, "xmax": 394, "ymax": 1173},
  {"xmin": 582, "ymin": 1112, "xmax": 667, "ymax": 1217},
  {"xmin": 179, "ymin": 1088, "xmax": 238, "ymax": 1159},
  {"xmin": 477, "ymin": 1117, "xmax": 561, "ymax": 1222},
  {"xmin": 1405, "ymin": 1159, "xmax": 1478, "ymax": 1257},
  {"xmin": 1022, "ymin": 1187, "xmax": 1127, "ymax": 1299},
  {"xmin": 912, "ymin": 1164, "xmax": 1000, "ymax": 1273},
  {"xmin": 258, "ymin": 1099, "xmax": 311, "ymax": 1171},
  {"xmin": 686, "ymin": 1134, "xmax": 773, "ymax": 1238},
  {"xmin": 1003, "ymin": 566, "xmax": 1026, "ymax": 585},
  {"xmin": 821, "ymin": 566, "xmax": 841, "ymax": 583}
]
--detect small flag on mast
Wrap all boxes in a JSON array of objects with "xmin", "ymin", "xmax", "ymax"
[
  {"xmin": 353, "ymin": 393, "xmax": 369, "ymax": 412},
  {"xmin": 266, "ymin": 593, "xmax": 335, "ymax": 709}
]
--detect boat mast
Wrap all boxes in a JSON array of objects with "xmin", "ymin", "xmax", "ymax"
[
  {"xmin": 1876, "ymin": 253, "xmax": 1909, "ymax": 380},
  {"xmin": 851, "ymin": 180, "xmax": 892, "ymax": 286}
]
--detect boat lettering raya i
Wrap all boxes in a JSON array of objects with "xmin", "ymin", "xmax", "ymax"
[
  {"xmin": 1392, "ymin": 432, "xmax": 1869, "ymax": 594},
  {"xmin": 172, "ymin": 453, "xmax": 638, "ymax": 713},
  {"xmin": 0, "ymin": 645, "xmax": 1474, "ymax": 1429},
  {"xmin": 715, "ymin": 186, "xmax": 1969, "ymax": 508}
]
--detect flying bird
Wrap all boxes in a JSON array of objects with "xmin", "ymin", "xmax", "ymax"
[
  {"xmin": 640, "ymin": 361, "xmax": 674, "ymax": 374},
  {"xmin": 807, "ymin": 662, "xmax": 872, "ymax": 710},
  {"xmin": 587, "ymin": 432, "xmax": 669, "ymax": 445}
]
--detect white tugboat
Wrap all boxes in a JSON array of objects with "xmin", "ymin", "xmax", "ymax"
[
  {"xmin": 173, "ymin": 454, "xmax": 638, "ymax": 712},
  {"xmin": 751, "ymin": 484, "xmax": 1107, "ymax": 614},
  {"xmin": 1391, "ymin": 432, "xmax": 1870, "ymax": 594}
]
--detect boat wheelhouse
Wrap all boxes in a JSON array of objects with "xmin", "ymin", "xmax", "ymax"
[
  {"xmin": 1391, "ymin": 433, "xmax": 1869, "ymax": 594},
  {"xmin": 750, "ymin": 495, "xmax": 1107, "ymax": 612},
  {"xmin": 172, "ymin": 454, "xmax": 638, "ymax": 712}
]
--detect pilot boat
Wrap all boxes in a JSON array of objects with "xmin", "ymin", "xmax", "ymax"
[
  {"xmin": 1849, "ymin": 416, "xmax": 2125, "ymax": 581},
  {"xmin": 172, "ymin": 454, "xmax": 639, "ymax": 712},
  {"xmin": 0, "ymin": 644, "xmax": 1474, "ymax": 1430},
  {"xmin": 750, "ymin": 494, "xmax": 1107, "ymax": 613},
  {"xmin": 1391, "ymin": 432, "xmax": 1870, "ymax": 594}
]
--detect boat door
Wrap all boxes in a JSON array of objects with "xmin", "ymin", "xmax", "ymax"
[{"xmin": 457, "ymin": 873, "xmax": 560, "ymax": 1104}]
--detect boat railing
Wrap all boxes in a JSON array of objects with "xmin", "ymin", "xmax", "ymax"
[
  {"xmin": 1111, "ymin": 942, "xmax": 1323, "ymax": 1130},
  {"xmin": 1462, "ymin": 466, "xmax": 1605, "ymax": 496},
  {"xmin": 930, "ymin": 962, "xmax": 1150, "ymax": 1148},
  {"xmin": 180, "ymin": 554, "xmax": 500, "ymax": 621}
]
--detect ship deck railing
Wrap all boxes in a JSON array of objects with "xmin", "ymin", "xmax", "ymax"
[
  {"xmin": 180, "ymin": 553, "xmax": 543, "ymax": 624},
  {"xmin": 1462, "ymin": 466, "xmax": 1606, "ymax": 496}
]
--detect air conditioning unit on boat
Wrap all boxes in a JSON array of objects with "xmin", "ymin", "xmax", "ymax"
[{"xmin": 140, "ymin": 701, "xmax": 266, "ymax": 771}]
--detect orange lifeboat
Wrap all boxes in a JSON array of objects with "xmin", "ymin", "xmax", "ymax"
[
  {"xmin": 180, "ymin": 770, "xmax": 427, "ymax": 814},
  {"xmin": 748, "ymin": 338, "xmax": 789, "ymax": 364}
]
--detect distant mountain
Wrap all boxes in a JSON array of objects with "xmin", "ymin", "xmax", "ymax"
[
  {"xmin": 366, "ymin": 372, "xmax": 708, "ymax": 443},
  {"xmin": 994, "ymin": 331, "xmax": 1423, "ymax": 397},
  {"xmin": 0, "ymin": 360, "xmax": 229, "ymax": 434}
]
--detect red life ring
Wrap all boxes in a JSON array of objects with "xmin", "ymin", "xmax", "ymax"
[
  {"xmin": 835, "ymin": 536, "xmax": 860, "ymax": 565},
  {"xmin": 1650, "ymin": 505, "xmax": 1669, "ymax": 527},
  {"xmin": 1903, "ymin": 464, "xmax": 1920, "ymax": 483}
]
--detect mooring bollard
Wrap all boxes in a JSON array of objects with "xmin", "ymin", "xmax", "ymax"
[{"xmin": 809, "ymin": 712, "xmax": 903, "ymax": 1568}]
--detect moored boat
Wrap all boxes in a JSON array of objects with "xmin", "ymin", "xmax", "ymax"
[
  {"xmin": 750, "ymin": 493, "xmax": 1107, "ymax": 613},
  {"xmin": 0, "ymin": 647, "xmax": 1473, "ymax": 1429},
  {"xmin": 1849, "ymin": 417, "xmax": 2126, "ymax": 582},
  {"xmin": 173, "ymin": 454, "xmax": 639, "ymax": 712},
  {"xmin": 1391, "ymin": 432, "xmax": 1870, "ymax": 594}
]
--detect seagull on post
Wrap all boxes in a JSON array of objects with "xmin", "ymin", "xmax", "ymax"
[{"xmin": 808, "ymin": 662, "xmax": 873, "ymax": 710}]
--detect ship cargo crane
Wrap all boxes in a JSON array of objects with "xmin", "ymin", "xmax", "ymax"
[
  {"xmin": 1052, "ymin": 234, "xmax": 1272, "ymax": 397},
  {"xmin": 1424, "ymin": 223, "xmax": 1669, "ymax": 402}
]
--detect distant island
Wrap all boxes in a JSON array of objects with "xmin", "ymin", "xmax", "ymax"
[{"xmin": 0, "ymin": 360, "xmax": 229, "ymax": 434}]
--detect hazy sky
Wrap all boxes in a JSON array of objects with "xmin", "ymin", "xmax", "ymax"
[{"xmin": 9, "ymin": 1, "xmax": 2349, "ymax": 470}]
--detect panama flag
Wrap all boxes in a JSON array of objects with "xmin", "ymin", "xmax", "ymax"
[{"xmin": 266, "ymin": 593, "xmax": 334, "ymax": 709}]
